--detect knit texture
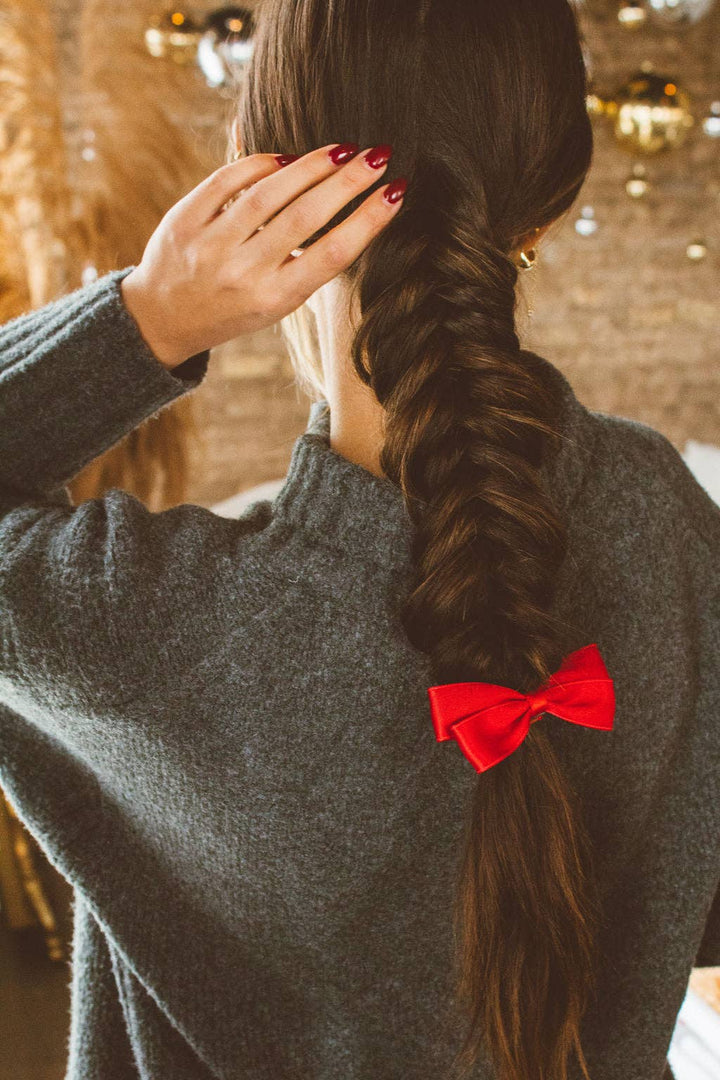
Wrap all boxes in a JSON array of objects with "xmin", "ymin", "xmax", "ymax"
[{"xmin": 0, "ymin": 266, "xmax": 718, "ymax": 1080}]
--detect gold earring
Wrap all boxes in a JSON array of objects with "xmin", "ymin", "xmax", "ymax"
[
  {"xmin": 518, "ymin": 247, "xmax": 537, "ymax": 270},
  {"xmin": 232, "ymin": 149, "xmax": 242, "ymax": 161},
  {"xmin": 515, "ymin": 226, "xmax": 542, "ymax": 269}
]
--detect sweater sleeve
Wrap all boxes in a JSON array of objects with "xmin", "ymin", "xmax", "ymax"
[
  {"xmin": 0, "ymin": 267, "xmax": 218, "ymax": 737},
  {"xmin": 0, "ymin": 267, "xmax": 209, "ymax": 505}
]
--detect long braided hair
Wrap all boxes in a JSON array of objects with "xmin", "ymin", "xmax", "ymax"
[{"xmin": 236, "ymin": 2, "xmax": 598, "ymax": 1077}]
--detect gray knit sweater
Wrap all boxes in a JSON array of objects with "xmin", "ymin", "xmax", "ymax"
[{"xmin": 0, "ymin": 266, "xmax": 718, "ymax": 1080}]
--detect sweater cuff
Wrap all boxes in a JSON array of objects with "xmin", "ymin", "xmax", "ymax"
[
  {"xmin": 0, "ymin": 266, "xmax": 211, "ymax": 502},
  {"xmin": 112, "ymin": 266, "xmax": 211, "ymax": 388}
]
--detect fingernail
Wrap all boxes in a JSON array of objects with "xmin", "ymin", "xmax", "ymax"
[
  {"xmin": 383, "ymin": 178, "xmax": 407, "ymax": 205},
  {"xmin": 364, "ymin": 144, "xmax": 393, "ymax": 169},
  {"xmin": 329, "ymin": 143, "xmax": 360, "ymax": 165},
  {"xmin": 275, "ymin": 154, "xmax": 300, "ymax": 167}
]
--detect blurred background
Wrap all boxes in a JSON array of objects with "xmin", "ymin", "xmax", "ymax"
[{"xmin": 0, "ymin": 0, "xmax": 717, "ymax": 1077}]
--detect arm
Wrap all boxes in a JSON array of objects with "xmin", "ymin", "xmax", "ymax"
[
  {"xmin": 0, "ymin": 146, "xmax": 403, "ymax": 742},
  {"xmin": 0, "ymin": 268, "xmax": 214, "ymax": 727},
  {"xmin": 0, "ymin": 267, "xmax": 208, "ymax": 510}
]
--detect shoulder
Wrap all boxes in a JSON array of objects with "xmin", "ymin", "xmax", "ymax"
[
  {"xmin": 581, "ymin": 408, "xmax": 720, "ymax": 554},
  {"xmin": 0, "ymin": 486, "xmax": 286, "ymax": 714}
]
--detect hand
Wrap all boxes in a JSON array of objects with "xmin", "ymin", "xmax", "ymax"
[{"xmin": 120, "ymin": 144, "xmax": 406, "ymax": 369}]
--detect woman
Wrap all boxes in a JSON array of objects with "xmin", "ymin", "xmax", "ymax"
[{"xmin": 0, "ymin": 1, "xmax": 717, "ymax": 1079}]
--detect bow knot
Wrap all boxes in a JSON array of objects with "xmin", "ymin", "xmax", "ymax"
[
  {"xmin": 527, "ymin": 691, "xmax": 548, "ymax": 718},
  {"xmin": 427, "ymin": 643, "xmax": 615, "ymax": 773}
]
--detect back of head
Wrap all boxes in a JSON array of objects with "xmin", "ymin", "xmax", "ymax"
[{"xmin": 236, "ymin": 3, "xmax": 599, "ymax": 1078}]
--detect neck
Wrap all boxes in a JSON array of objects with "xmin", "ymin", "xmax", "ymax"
[
  {"xmin": 312, "ymin": 280, "xmax": 388, "ymax": 480},
  {"xmin": 326, "ymin": 371, "xmax": 387, "ymax": 480}
]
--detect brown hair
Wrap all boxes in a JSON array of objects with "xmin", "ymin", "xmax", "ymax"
[{"xmin": 235, "ymin": 2, "xmax": 599, "ymax": 1078}]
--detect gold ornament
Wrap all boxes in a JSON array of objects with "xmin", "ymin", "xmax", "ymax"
[
  {"xmin": 590, "ymin": 71, "xmax": 695, "ymax": 154},
  {"xmin": 197, "ymin": 7, "xmax": 256, "ymax": 90},
  {"xmin": 145, "ymin": 11, "xmax": 203, "ymax": 65}
]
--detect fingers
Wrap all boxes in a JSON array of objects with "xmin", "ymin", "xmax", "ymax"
[
  {"xmin": 274, "ymin": 179, "xmax": 405, "ymax": 307},
  {"xmin": 215, "ymin": 143, "xmax": 347, "ymax": 247},
  {"xmin": 242, "ymin": 145, "xmax": 393, "ymax": 260},
  {"xmin": 171, "ymin": 153, "xmax": 288, "ymax": 231}
]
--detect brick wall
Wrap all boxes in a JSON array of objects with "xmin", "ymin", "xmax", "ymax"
[
  {"xmin": 49, "ymin": 0, "xmax": 719, "ymax": 506},
  {"xmin": 526, "ymin": 0, "xmax": 719, "ymax": 449}
]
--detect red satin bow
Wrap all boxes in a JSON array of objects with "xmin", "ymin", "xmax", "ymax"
[{"xmin": 427, "ymin": 642, "xmax": 615, "ymax": 773}]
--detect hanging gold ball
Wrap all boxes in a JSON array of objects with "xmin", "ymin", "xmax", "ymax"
[
  {"xmin": 686, "ymin": 238, "xmax": 708, "ymax": 261},
  {"xmin": 611, "ymin": 71, "xmax": 694, "ymax": 154},
  {"xmin": 625, "ymin": 162, "xmax": 651, "ymax": 198},
  {"xmin": 617, "ymin": 1, "xmax": 648, "ymax": 29},
  {"xmin": 197, "ymin": 7, "xmax": 256, "ymax": 90},
  {"xmin": 145, "ymin": 11, "xmax": 204, "ymax": 64},
  {"xmin": 703, "ymin": 101, "xmax": 720, "ymax": 138}
]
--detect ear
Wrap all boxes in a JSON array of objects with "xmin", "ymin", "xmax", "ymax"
[{"xmin": 512, "ymin": 223, "xmax": 553, "ymax": 264}]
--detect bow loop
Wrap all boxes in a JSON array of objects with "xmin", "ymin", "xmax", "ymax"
[{"xmin": 426, "ymin": 643, "xmax": 615, "ymax": 773}]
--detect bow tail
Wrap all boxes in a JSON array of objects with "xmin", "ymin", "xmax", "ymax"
[{"xmin": 451, "ymin": 709, "xmax": 532, "ymax": 774}]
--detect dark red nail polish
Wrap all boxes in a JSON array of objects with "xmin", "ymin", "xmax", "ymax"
[
  {"xmin": 329, "ymin": 143, "xmax": 360, "ymax": 165},
  {"xmin": 365, "ymin": 144, "xmax": 393, "ymax": 169},
  {"xmin": 275, "ymin": 154, "xmax": 300, "ymax": 167},
  {"xmin": 383, "ymin": 178, "xmax": 407, "ymax": 205}
]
